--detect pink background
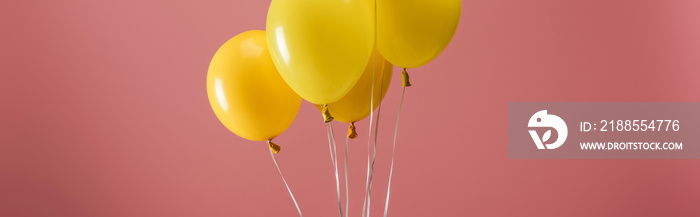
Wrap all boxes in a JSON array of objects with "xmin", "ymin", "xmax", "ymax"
[{"xmin": 2, "ymin": 0, "xmax": 700, "ymax": 216}]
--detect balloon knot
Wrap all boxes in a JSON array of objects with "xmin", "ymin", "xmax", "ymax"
[
  {"xmin": 348, "ymin": 122, "xmax": 358, "ymax": 139},
  {"xmin": 322, "ymin": 104, "xmax": 334, "ymax": 123},
  {"xmin": 268, "ymin": 140, "xmax": 280, "ymax": 154},
  {"xmin": 402, "ymin": 68, "xmax": 412, "ymax": 87}
]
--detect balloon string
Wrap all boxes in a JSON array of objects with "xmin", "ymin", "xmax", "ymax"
[
  {"xmin": 366, "ymin": 103, "xmax": 382, "ymax": 217},
  {"xmin": 383, "ymin": 86, "xmax": 406, "ymax": 217},
  {"xmin": 365, "ymin": 63, "xmax": 387, "ymax": 217},
  {"xmin": 327, "ymin": 122, "xmax": 344, "ymax": 217},
  {"xmin": 363, "ymin": 23, "xmax": 376, "ymax": 217},
  {"xmin": 362, "ymin": 84, "xmax": 375, "ymax": 217},
  {"xmin": 364, "ymin": 0, "xmax": 379, "ymax": 216},
  {"xmin": 269, "ymin": 147, "xmax": 303, "ymax": 217},
  {"xmin": 344, "ymin": 133, "xmax": 350, "ymax": 217},
  {"xmin": 362, "ymin": 118, "xmax": 373, "ymax": 215}
]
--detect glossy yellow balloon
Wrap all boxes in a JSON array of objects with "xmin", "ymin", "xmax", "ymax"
[
  {"xmin": 377, "ymin": 0, "xmax": 461, "ymax": 68},
  {"xmin": 267, "ymin": 0, "xmax": 374, "ymax": 105},
  {"xmin": 207, "ymin": 30, "xmax": 301, "ymax": 141},
  {"xmin": 316, "ymin": 50, "xmax": 393, "ymax": 123}
]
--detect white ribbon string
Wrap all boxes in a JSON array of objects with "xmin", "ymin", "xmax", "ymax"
[
  {"xmin": 367, "ymin": 102, "xmax": 383, "ymax": 217},
  {"xmin": 269, "ymin": 148, "xmax": 303, "ymax": 217},
  {"xmin": 327, "ymin": 123, "xmax": 344, "ymax": 217},
  {"xmin": 383, "ymin": 86, "xmax": 406, "ymax": 217},
  {"xmin": 344, "ymin": 135, "xmax": 350, "ymax": 217},
  {"xmin": 362, "ymin": 57, "xmax": 376, "ymax": 217},
  {"xmin": 362, "ymin": 116, "xmax": 373, "ymax": 217},
  {"xmin": 363, "ymin": 0, "xmax": 378, "ymax": 216}
]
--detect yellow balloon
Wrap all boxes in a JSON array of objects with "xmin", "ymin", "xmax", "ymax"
[
  {"xmin": 316, "ymin": 50, "xmax": 393, "ymax": 123},
  {"xmin": 377, "ymin": 0, "xmax": 461, "ymax": 68},
  {"xmin": 207, "ymin": 30, "xmax": 301, "ymax": 142},
  {"xmin": 267, "ymin": 0, "xmax": 374, "ymax": 105}
]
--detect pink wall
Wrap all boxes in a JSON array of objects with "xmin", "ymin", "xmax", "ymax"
[{"xmin": 3, "ymin": 0, "xmax": 700, "ymax": 216}]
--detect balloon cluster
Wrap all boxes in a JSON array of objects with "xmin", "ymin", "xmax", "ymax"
[{"xmin": 207, "ymin": 0, "xmax": 460, "ymax": 153}]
